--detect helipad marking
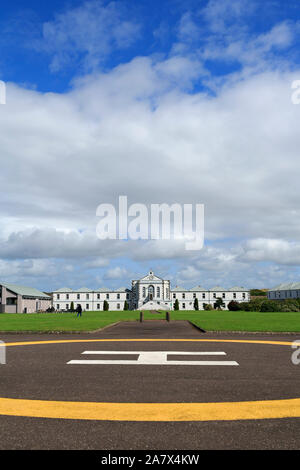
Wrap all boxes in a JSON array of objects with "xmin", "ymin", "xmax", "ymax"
[
  {"xmin": 0, "ymin": 338, "xmax": 298, "ymax": 422},
  {"xmin": 67, "ymin": 350, "xmax": 238, "ymax": 366}
]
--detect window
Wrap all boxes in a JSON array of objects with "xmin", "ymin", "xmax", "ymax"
[
  {"xmin": 106, "ymin": 294, "xmax": 109, "ymax": 299},
  {"xmin": 86, "ymin": 294, "xmax": 89, "ymax": 300},
  {"xmin": 97, "ymin": 294, "xmax": 100, "ymax": 299},
  {"xmin": 233, "ymin": 293, "xmax": 236, "ymax": 299},
  {"xmin": 182, "ymin": 303, "xmax": 186, "ymax": 309},
  {"xmin": 117, "ymin": 303, "xmax": 120, "ymax": 309},
  {"xmin": 213, "ymin": 293, "xmax": 216, "ymax": 299},
  {"xmin": 193, "ymin": 293, "xmax": 196, "ymax": 299},
  {"xmin": 242, "ymin": 293, "xmax": 246, "ymax": 299},
  {"xmin": 157, "ymin": 287, "xmax": 160, "ymax": 298},
  {"xmin": 143, "ymin": 287, "xmax": 146, "ymax": 297},
  {"xmin": 117, "ymin": 293, "xmax": 120, "ymax": 299},
  {"xmin": 222, "ymin": 293, "xmax": 225, "ymax": 298},
  {"xmin": 97, "ymin": 304, "xmax": 100, "ymax": 309},
  {"xmin": 182, "ymin": 293, "xmax": 185, "ymax": 299},
  {"xmin": 66, "ymin": 294, "xmax": 69, "ymax": 300},
  {"xmin": 86, "ymin": 304, "xmax": 89, "ymax": 309},
  {"xmin": 202, "ymin": 293, "xmax": 205, "ymax": 299},
  {"xmin": 66, "ymin": 304, "xmax": 69, "ymax": 310},
  {"xmin": 56, "ymin": 304, "xmax": 60, "ymax": 310},
  {"xmin": 173, "ymin": 293, "xmax": 176, "ymax": 299},
  {"xmin": 57, "ymin": 294, "xmax": 60, "ymax": 300},
  {"xmin": 77, "ymin": 294, "xmax": 80, "ymax": 300}
]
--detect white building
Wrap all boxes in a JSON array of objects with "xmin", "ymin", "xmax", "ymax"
[
  {"xmin": 268, "ymin": 282, "xmax": 300, "ymax": 300},
  {"xmin": 52, "ymin": 271, "xmax": 249, "ymax": 311}
]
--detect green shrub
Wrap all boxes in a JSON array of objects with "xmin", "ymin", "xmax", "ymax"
[
  {"xmin": 228, "ymin": 300, "xmax": 242, "ymax": 311},
  {"xmin": 260, "ymin": 301, "xmax": 279, "ymax": 312},
  {"xmin": 204, "ymin": 304, "xmax": 214, "ymax": 311}
]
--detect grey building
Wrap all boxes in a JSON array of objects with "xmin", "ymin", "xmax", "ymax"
[
  {"xmin": 268, "ymin": 282, "xmax": 300, "ymax": 300},
  {"xmin": 0, "ymin": 283, "xmax": 51, "ymax": 313}
]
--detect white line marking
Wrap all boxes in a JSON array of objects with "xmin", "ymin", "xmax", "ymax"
[
  {"xmin": 67, "ymin": 350, "xmax": 239, "ymax": 366},
  {"xmin": 67, "ymin": 360, "xmax": 239, "ymax": 366},
  {"xmin": 81, "ymin": 350, "xmax": 227, "ymax": 355}
]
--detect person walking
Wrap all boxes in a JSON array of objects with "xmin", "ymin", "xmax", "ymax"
[{"xmin": 76, "ymin": 304, "xmax": 82, "ymax": 318}]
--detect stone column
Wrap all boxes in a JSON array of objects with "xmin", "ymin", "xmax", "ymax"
[
  {"xmin": 17, "ymin": 295, "xmax": 22, "ymax": 313},
  {"xmin": 0, "ymin": 287, "xmax": 7, "ymax": 313}
]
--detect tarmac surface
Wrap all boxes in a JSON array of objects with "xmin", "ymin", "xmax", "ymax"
[{"xmin": 0, "ymin": 320, "xmax": 299, "ymax": 449}]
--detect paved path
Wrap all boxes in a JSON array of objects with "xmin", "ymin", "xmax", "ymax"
[{"xmin": 0, "ymin": 321, "xmax": 299, "ymax": 449}]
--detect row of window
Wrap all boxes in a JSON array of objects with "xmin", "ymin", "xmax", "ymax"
[
  {"xmin": 142, "ymin": 286, "xmax": 163, "ymax": 298},
  {"xmin": 55, "ymin": 293, "xmax": 129, "ymax": 300},
  {"xmin": 270, "ymin": 291, "xmax": 300, "ymax": 299},
  {"xmin": 173, "ymin": 292, "xmax": 246, "ymax": 299},
  {"xmin": 56, "ymin": 303, "xmax": 122, "ymax": 310}
]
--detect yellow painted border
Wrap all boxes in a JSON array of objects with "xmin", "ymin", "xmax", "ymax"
[
  {"xmin": 2, "ymin": 338, "xmax": 296, "ymax": 347},
  {"xmin": 0, "ymin": 338, "xmax": 298, "ymax": 422},
  {"xmin": 0, "ymin": 397, "xmax": 299, "ymax": 422}
]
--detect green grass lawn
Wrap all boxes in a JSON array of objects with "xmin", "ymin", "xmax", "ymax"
[
  {"xmin": 0, "ymin": 310, "xmax": 299, "ymax": 333},
  {"xmin": 172, "ymin": 311, "xmax": 300, "ymax": 332}
]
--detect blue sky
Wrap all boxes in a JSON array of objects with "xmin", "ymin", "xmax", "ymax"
[
  {"xmin": 0, "ymin": 0, "xmax": 300, "ymax": 291},
  {"xmin": 1, "ymin": 0, "xmax": 300, "ymax": 92}
]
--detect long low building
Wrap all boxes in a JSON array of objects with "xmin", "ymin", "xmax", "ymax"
[
  {"xmin": 268, "ymin": 282, "xmax": 300, "ymax": 300},
  {"xmin": 0, "ymin": 283, "xmax": 51, "ymax": 313},
  {"xmin": 52, "ymin": 271, "xmax": 250, "ymax": 311}
]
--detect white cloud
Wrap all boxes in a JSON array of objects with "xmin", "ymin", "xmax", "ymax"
[
  {"xmin": 37, "ymin": 0, "xmax": 140, "ymax": 72},
  {"xmin": 0, "ymin": 44, "xmax": 300, "ymax": 288},
  {"xmin": 104, "ymin": 266, "xmax": 131, "ymax": 280}
]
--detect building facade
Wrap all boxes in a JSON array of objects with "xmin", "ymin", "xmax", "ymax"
[
  {"xmin": 0, "ymin": 283, "xmax": 51, "ymax": 313},
  {"xmin": 52, "ymin": 271, "xmax": 250, "ymax": 311},
  {"xmin": 268, "ymin": 282, "xmax": 300, "ymax": 300}
]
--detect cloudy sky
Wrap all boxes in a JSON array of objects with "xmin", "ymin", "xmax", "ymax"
[{"xmin": 0, "ymin": 0, "xmax": 300, "ymax": 291}]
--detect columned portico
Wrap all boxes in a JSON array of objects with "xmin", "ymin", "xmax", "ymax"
[{"xmin": 131, "ymin": 271, "xmax": 172, "ymax": 310}]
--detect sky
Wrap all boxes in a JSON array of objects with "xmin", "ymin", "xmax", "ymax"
[{"xmin": 0, "ymin": 0, "xmax": 300, "ymax": 291}]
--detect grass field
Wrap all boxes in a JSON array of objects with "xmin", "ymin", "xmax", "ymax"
[{"xmin": 0, "ymin": 310, "xmax": 299, "ymax": 333}]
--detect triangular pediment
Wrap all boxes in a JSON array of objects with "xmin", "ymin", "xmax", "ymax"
[{"xmin": 139, "ymin": 271, "xmax": 163, "ymax": 282}]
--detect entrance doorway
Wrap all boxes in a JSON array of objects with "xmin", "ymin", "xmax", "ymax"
[{"xmin": 148, "ymin": 285, "xmax": 154, "ymax": 301}]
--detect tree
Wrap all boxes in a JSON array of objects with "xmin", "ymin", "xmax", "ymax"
[
  {"xmin": 214, "ymin": 297, "xmax": 225, "ymax": 310},
  {"xmin": 123, "ymin": 300, "xmax": 129, "ymax": 311},
  {"xmin": 193, "ymin": 298, "xmax": 199, "ymax": 310},
  {"xmin": 250, "ymin": 289, "xmax": 267, "ymax": 297},
  {"xmin": 174, "ymin": 299, "xmax": 179, "ymax": 310},
  {"xmin": 103, "ymin": 300, "xmax": 109, "ymax": 311},
  {"xmin": 70, "ymin": 301, "xmax": 75, "ymax": 312}
]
